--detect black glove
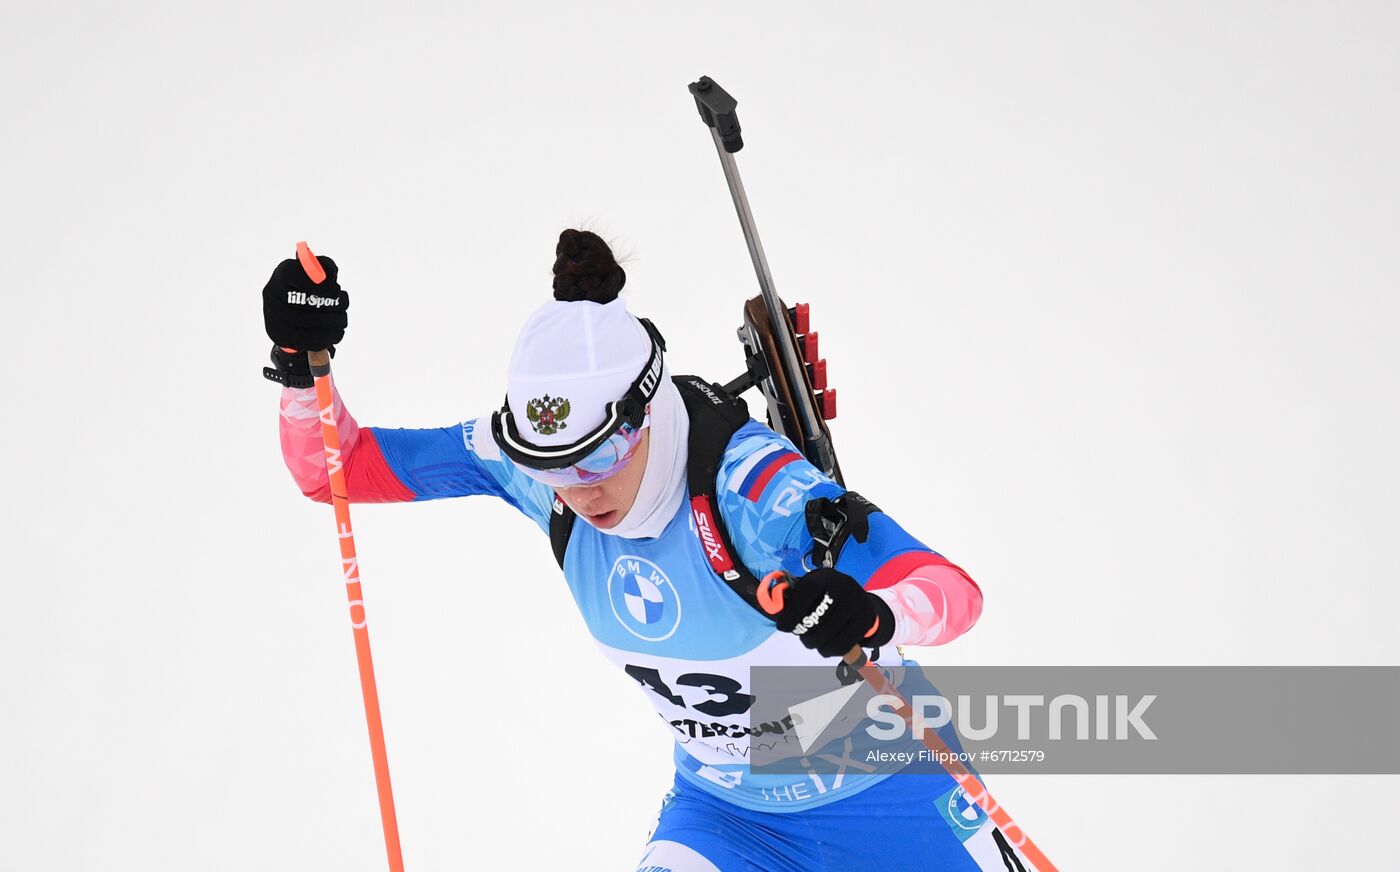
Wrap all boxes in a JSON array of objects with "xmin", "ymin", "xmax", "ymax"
[
  {"xmin": 261, "ymin": 254, "xmax": 347, "ymax": 388},
  {"xmin": 262, "ymin": 254, "xmax": 348, "ymax": 352},
  {"xmin": 771, "ymin": 568, "xmax": 896, "ymax": 659}
]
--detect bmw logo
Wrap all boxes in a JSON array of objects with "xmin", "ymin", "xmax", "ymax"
[
  {"xmin": 943, "ymin": 785, "xmax": 987, "ymax": 832},
  {"xmin": 607, "ymin": 555, "xmax": 682, "ymax": 641},
  {"xmin": 624, "ymin": 574, "xmax": 665, "ymax": 624}
]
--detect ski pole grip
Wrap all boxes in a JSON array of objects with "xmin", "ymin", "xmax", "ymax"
[
  {"xmin": 296, "ymin": 241, "xmax": 327, "ymax": 284},
  {"xmin": 688, "ymin": 75, "xmax": 743, "ymax": 153},
  {"xmin": 757, "ymin": 570, "xmax": 792, "ymax": 616},
  {"xmin": 294, "ymin": 242, "xmax": 334, "ymax": 376}
]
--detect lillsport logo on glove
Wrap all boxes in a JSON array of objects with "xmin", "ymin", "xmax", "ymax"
[
  {"xmin": 287, "ymin": 290, "xmax": 342, "ymax": 309},
  {"xmin": 792, "ymin": 593, "xmax": 835, "ymax": 635}
]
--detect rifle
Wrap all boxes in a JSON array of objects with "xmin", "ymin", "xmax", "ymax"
[{"xmin": 688, "ymin": 76, "xmax": 844, "ymax": 486}]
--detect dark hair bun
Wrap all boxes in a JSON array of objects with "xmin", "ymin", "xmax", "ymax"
[{"xmin": 553, "ymin": 229, "xmax": 626, "ymax": 303}]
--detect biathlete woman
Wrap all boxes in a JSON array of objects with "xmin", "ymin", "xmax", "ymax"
[{"xmin": 264, "ymin": 229, "xmax": 1020, "ymax": 871}]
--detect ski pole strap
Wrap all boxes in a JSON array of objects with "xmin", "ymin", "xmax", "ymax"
[
  {"xmin": 835, "ymin": 656, "xmax": 865, "ymax": 687},
  {"xmin": 263, "ymin": 365, "xmax": 315, "ymax": 389},
  {"xmin": 263, "ymin": 345, "xmax": 331, "ymax": 389}
]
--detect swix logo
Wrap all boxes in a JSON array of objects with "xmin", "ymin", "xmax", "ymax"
[
  {"xmin": 690, "ymin": 496, "xmax": 735, "ymax": 576},
  {"xmin": 792, "ymin": 594, "xmax": 834, "ymax": 635},
  {"xmin": 287, "ymin": 290, "xmax": 340, "ymax": 308}
]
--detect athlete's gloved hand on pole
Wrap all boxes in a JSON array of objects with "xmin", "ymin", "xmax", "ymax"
[
  {"xmin": 262, "ymin": 254, "xmax": 349, "ymax": 388},
  {"xmin": 273, "ymin": 241, "xmax": 403, "ymax": 871},
  {"xmin": 765, "ymin": 567, "xmax": 895, "ymax": 658}
]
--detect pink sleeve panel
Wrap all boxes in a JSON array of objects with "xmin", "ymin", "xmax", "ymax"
[
  {"xmin": 866, "ymin": 552, "xmax": 984, "ymax": 647},
  {"xmin": 278, "ymin": 386, "xmax": 416, "ymax": 504}
]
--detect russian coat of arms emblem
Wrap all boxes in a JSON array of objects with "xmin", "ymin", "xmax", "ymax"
[{"xmin": 526, "ymin": 394, "xmax": 570, "ymax": 435}]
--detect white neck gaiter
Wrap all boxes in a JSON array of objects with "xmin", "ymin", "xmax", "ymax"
[{"xmin": 606, "ymin": 366, "xmax": 688, "ymax": 539}]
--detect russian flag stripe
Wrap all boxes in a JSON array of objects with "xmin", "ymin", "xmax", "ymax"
[
  {"xmin": 741, "ymin": 450, "xmax": 802, "ymax": 502},
  {"xmin": 727, "ymin": 444, "xmax": 782, "ymax": 493}
]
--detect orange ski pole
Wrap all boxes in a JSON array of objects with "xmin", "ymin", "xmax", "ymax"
[
  {"xmin": 759, "ymin": 571, "xmax": 1057, "ymax": 872},
  {"xmin": 296, "ymin": 241, "xmax": 405, "ymax": 872}
]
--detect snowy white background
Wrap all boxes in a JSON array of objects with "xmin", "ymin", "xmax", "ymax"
[{"xmin": 3, "ymin": 1, "xmax": 1397, "ymax": 870}]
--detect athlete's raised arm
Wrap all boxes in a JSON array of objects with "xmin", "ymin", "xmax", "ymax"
[{"xmin": 261, "ymin": 253, "xmax": 553, "ymax": 526}]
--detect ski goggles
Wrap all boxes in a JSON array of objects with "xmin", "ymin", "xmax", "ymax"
[
  {"xmin": 513, "ymin": 415, "xmax": 649, "ymax": 488},
  {"xmin": 490, "ymin": 318, "xmax": 666, "ymax": 487}
]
